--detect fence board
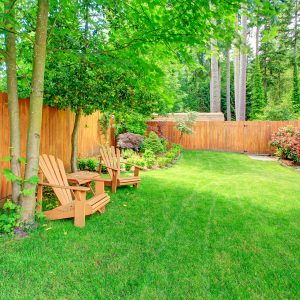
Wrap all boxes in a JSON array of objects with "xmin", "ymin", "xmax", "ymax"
[
  {"xmin": 147, "ymin": 119, "xmax": 300, "ymax": 154},
  {"xmin": 0, "ymin": 93, "xmax": 109, "ymax": 202}
]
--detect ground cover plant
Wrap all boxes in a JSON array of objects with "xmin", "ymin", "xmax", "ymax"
[{"xmin": 0, "ymin": 151, "xmax": 299, "ymax": 299}]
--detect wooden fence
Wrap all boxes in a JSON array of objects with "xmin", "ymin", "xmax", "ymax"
[
  {"xmin": 0, "ymin": 93, "xmax": 110, "ymax": 202},
  {"xmin": 147, "ymin": 120, "xmax": 300, "ymax": 153}
]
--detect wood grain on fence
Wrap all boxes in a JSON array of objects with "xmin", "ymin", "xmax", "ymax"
[
  {"xmin": 0, "ymin": 93, "xmax": 109, "ymax": 201},
  {"xmin": 147, "ymin": 120, "xmax": 300, "ymax": 153}
]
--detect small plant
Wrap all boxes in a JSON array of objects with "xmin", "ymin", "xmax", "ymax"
[
  {"xmin": 125, "ymin": 156, "xmax": 145, "ymax": 171},
  {"xmin": 77, "ymin": 158, "xmax": 88, "ymax": 170},
  {"xmin": 143, "ymin": 131, "xmax": 163, "ymax": 154},
  {"xmin": 144, "ymin": 149, "xmax": 156, "ymax": 169},
  {"xmin": 0, "ymin": 200, "xmax": 21, "ymax": 235},
  {"xmin": 175, "ymin": 112, "xmax": 197, "ymax": 142},
  {"xmin": 270, "ymin": 126, "xmax": 300, "ymax": 163},
  {"xmin": 122, "ymin": 149, "xmax": 135, "ymax": 159},
  {"xmin": 157, "ymin": 157, "xmax": 169, "ymax": 168},
  {"xmin": 117, "ymin": 132, "xmax": 144, "ymax": 151},
  {"xmin": 161, "ymin": 138, "xmax": 167, "ymax": 153},
  {"xmin": 86, "ymin": 157, "xmax": 99, "ymax": 171}
]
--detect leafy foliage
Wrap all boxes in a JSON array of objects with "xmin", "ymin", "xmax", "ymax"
[
  {"xmin": 270, "ymin": 126, "xmax": 300, "ymax": 163},
  {"xmin": 175, "ymin": 112, "xmax": 197, "ymax": 139},
  {"xmin": 0, "ymin": 200, "xmax": 21, "ymax": 235},
  {"xmin": 117, "ymin": 132, "xmax": 144, "ymax": 151},
  {"xmin": 143, "ymin": 150, "xmax": 156, "ymax": 169},
  {"xmin": 261, "ymin": 101, "xmax": 296, "ymax": 120},
  {"xmin": 249, "ymin": 59, "xmax": 266, "ymax": 119},
  {"xmin": 143, "ymin": 131, "xmax": 163, "ymax": 154}
]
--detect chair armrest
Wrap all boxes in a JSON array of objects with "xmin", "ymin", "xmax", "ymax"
[
  {"xmin": 99, "ymin": 161, "xmax": 118, "ymax": 172},
  {"xmin": 38, "ymin": 182, "xmax": 90, "ymax": 191},
  {"xmin": 121, "ymin": 160, "xmax": 145, "ymax": 170}
]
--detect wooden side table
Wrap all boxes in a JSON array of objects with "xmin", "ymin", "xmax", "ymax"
[{"xmin": 67, "ymin": 171, "xmax": 105, "ymax": 195}]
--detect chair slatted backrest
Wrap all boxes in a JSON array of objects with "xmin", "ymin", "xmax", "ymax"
[
  {"xmin": 99, "ymin": 146, "xmax": 120, "ymax": 179},
  {"xmin": 39, "ymin": 154, "xmax": 72, "ymax": 205}
]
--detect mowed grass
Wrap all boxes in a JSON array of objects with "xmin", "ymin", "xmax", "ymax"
[{"xmin": 1, "ymin": 151, "xmax": 300, "ymax": 299}]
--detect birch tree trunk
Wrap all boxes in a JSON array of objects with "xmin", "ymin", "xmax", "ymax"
[
  {"xmin": 71, "ymin": 110, "xmax": 82, "ymax": 172},
  {"xmin": 4, "ymin": 0, "xmax": 21, "ymax": 203},
  {"xmin": 210, "ymin": 39, "xmax": 220, "ymax": 112},
  {"xmin": 21, "ymin": 0, "xmax": 49, "ymax": 223},
  {"xmin": 226, "ymin": 48, "xmax": 231, "ymax": 121},
  {"xmin": 238, "ymin": 11, "xmax": 247, "ymax": 121},
  {"xmin": 234, "ymin": 15, "xmax": 240, "ymax": 120}
]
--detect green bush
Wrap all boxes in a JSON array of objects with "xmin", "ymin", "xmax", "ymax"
[
  {"xmin": 77, "ymin": 158, "xmax": 88, "ymax": 170},
  {"xmin": 125, "ymin": 156, "xmax": 145, "ymax": 171},
  {"xmin": 86, "ymin": 157, "xmax": 99, "ymax": 171},
  {"xmin": 143, "ymin": 131, "xmax": 163, "ymax": 154},
  {"xmin": 144, "ymin": 149, "xmax": 156, "ymax": 169},
  {"xmin": 161, "ymin": 138, "xmax": 167, "ymax": 153},
  {"xmin": 122, "ymin": 149, "xmax": 135, "ymax": 159},
  {"xmin": 0, "ymin": 200, "xmax": 21, "ymax": 235},
  {"xmin": 157, "ymin": 157, "xmax": 169, "ymax": 168},
  {"xmin": 165, "ymin": 151, "xmax": 176, "ymax": 159}
]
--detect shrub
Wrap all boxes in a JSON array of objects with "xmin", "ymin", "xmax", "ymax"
[
  {"xmin": 270, "ymin": 126, "xmax": 300, "ymax": 163},
  {"xmin": 117, "ymin": 132, "xmax": 144, "ymax": 151},
  {"xmin": 157, "ymin": 157, "xmax": 169, "ymax": 168},
  {"xmin": 122, "ymin": 149, "xmax": 135, "ymax": 159},
  {"xmin": 144, "ymin": 150, "xmax": 156, "ymax": 169},
  {"xmin": 77, "ymin": 158, "xmax": 88, "ymax": 170},
  {"xmin": 125, "ymin": 156, "xmax": 145, "ymax": 171},
  {"xmin": 262, "ymin": 101, "xmax": 296, "ymax": 121},
  {"xmin": 161, "ymin": 138, "xmax": 167, "ymax": 153},
  {"xmin": 86, "ymin": 157, "xmax": 99, "ymax": 171},
  {"xmin": 143, "ymin": 131, "xmax": 163, "ymax": 154},
  {"xmin": 165, "ymin": 151, "xmax": 176, "ymax": 160},
  {"xmin": 0, "ymin": 200, "xmax": 21, "ymax": 235}
]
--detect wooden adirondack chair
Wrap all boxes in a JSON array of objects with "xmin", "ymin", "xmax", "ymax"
[
  {"xmin": 99, "ymin": 145, "xmax": 142, "ymax": 193},
  {"xmin": 37, "ymin": 154, "xmax": 110, "ymax": 227}
]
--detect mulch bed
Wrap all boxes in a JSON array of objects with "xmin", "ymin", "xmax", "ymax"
[{"xmin": 279, "ymin": 159, "xmax": 300, "ymax": 168}]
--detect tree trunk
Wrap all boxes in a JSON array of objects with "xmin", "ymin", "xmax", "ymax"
[
  {"xmin": 292, "ymin": 0, "xmax": 299, "ymax": 110},
  {"xmin": 234, "ymin": 15, "xmax": 240, "ymax": 120},
  {"xmin": 21, "ymin": 0, "xmax": 49, "ymax": 224},
  {"xmin": 4, "ymin": 0, "xmax": 21, "ymax": 203},
  {"xmin": 256, "ymin": 23, "xmax": 260, "ymax": 57},
  {"xmin": 226, "ymin": 48, "xmax": 231, "ymax": 121},
  {"xmin": 238, "ymin": 11, "xmax": 247, "ymax": 121},
  {"xmin": 71, "ymin": 110, "xmax": 82, "ymax": 172},
  {"xmin": 210, "ymin": 39, "xmax": 220, "ymax": 112}
]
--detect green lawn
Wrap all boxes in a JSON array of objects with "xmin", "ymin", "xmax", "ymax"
[{"xmin": 1, "ymin": 151, "xmax": 300, "ymax": 299}]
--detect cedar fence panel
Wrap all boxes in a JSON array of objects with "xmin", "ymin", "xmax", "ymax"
[
  {"xmin": 0, "ymin": 93, "xmax": 110, "ymax": 202},
  {"xmin": 147, "ymin": 119, "xmax": 300, "ymax": 153}
]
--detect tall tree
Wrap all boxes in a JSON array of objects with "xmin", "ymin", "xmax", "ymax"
[
  {"xmin": 249, "ymin": 59, "xmax": 265, "ymax": 119},
  {"xmin": 234, "ymin": 14, "xmax": 240, "ymax": 119},
  {"xmin": 292, "ymin": 0, "xmax": 299, "ymax": 111},
  {"xmin": 226, "ymin": 48, "xmax": 231, "ymax": 120},
  {"xmin": 21, "ymin": 0, "xmax": 49, "ymax": 223},
  {"xmin": 238, "ymin": 9, "xmax": 247, "ymax": 120},
  {"xmin": 210, "ymin": 39, "xmax": 221, "ymax": 112},
  {"xmin": 3, "ymin": 0, "xmax": 21, "ymax": 203}
]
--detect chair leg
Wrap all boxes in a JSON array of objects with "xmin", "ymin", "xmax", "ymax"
[
  {"xmin": 133, "ymin": 183, "xmax": 138, "ymax": 189},
  {"xmin": 74, "ymin": 191, "xmax": 86, "ymax": 228},
  {"xmin": 111, "ymin": 171, "xmax": 118, "ymax": 193},
  {"xmin": 98, "ymin": 206, "xmax": 106, "ymax": 214},
  {"xmin": 95, "ymin": 181, "xmax": 104, "ymax": 195}
]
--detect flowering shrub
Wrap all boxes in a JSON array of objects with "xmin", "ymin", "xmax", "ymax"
[
  {"xmin": 117, "ymin": 132, "xmax": 144, "ymax": 151},
  {"xmin": 270, "ymin": 126, "xmax": 300, "ymax": 163}
]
